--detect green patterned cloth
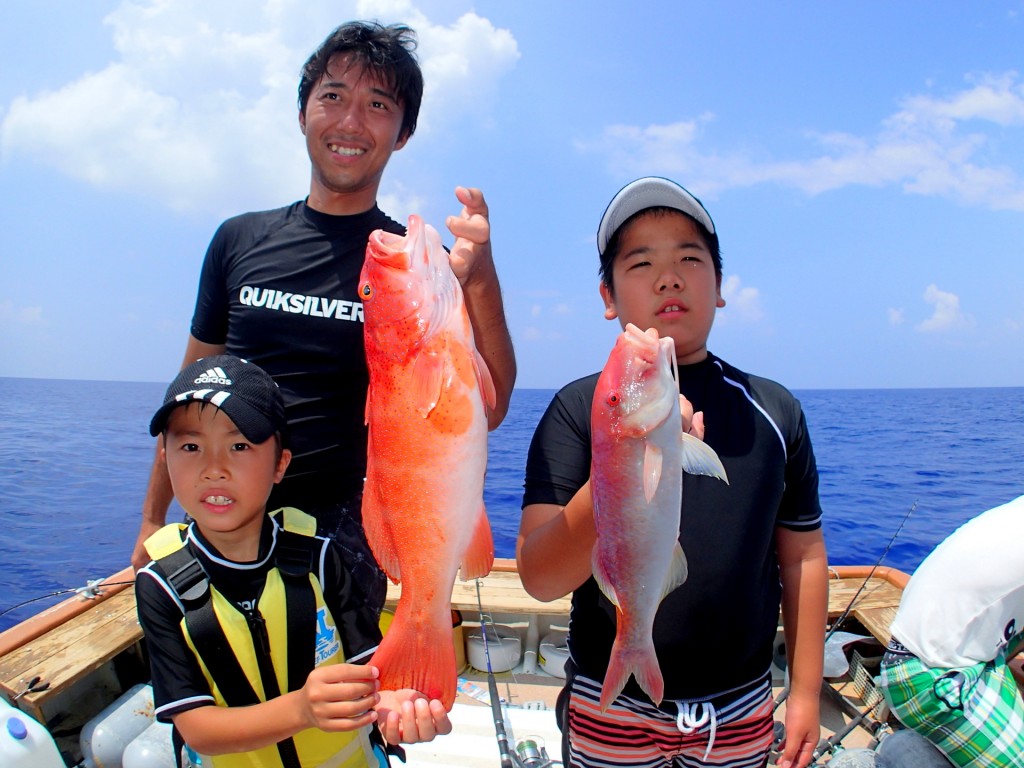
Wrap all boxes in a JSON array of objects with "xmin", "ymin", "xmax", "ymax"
[{"xmin": 881, "ymin": 639, "xmax": 1024, "ymax": 767}]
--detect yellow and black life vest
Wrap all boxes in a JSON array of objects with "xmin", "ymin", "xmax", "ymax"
[{"xmin": 145, "ymin": 508, "xmax": 384, "ymax": 768}]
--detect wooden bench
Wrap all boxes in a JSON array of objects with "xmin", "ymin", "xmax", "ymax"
[{"xmin": 0, "ymin": 585, "xmax": 144, "ymax": 722}]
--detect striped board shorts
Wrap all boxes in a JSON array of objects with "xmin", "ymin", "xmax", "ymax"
[
  {"xmin": 880, "ymin": 638, "xmax": 1024, "ymax": 767},
  {"xmin": 561, "ymin": 669, "xmax": 774, "ymax": 767}
]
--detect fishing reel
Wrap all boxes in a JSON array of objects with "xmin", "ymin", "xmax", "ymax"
[{"xmin": 512, "ymin": 735, "xmax": 561, "ymax": 768}]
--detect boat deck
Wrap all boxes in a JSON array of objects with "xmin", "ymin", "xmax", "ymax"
[
  {"xmin": 0, "ymin": 562, "xmax": 907, "ymax": 766},
  {"xmin": 0, "ymin": 571, "xmax": 143, "ymax": 723}
]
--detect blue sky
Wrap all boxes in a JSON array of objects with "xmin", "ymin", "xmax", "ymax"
[{"xmin": 2, "ymin": 1, "xmax": 1023, "ymax": 390}]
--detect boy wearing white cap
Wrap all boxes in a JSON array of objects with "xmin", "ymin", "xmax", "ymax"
[
  {"xmin": 136, "ymin": 355, "xmax": 451, "ymax": 768},
  {"xmin": 518, "ymin": 178, "xmax": 828, "ymax": 768}
]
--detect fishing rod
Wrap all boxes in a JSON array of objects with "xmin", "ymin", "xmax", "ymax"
[
  {"xmin": 475, "ymin": 578, "xmax": 517, "ymax": 768},
  {"xmin": 825, "ymin": 500, "xmax": 916, "ymax": 643},
  {"xmin": 773, "ymin": 500, "xmax": 915, "ymax": 716},
  {"xmin": 772, "ymin": 689, "xmax": 886, "ymax": 766},
  {"xmin": 473, "ymin": 579, "xmax": 562, "ymax": 768},
  {"xmin": 0, "ymin": 578, "xmax": 134, "ymax": 618},
  {"xmin": 807, "ymin": 696, "xmax": 885, "ymax": 765}
]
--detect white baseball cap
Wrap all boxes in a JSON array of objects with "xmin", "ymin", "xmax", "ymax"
[{"xmin": 596, "ymin": 176, "xmax": 715, "ymax": 254}]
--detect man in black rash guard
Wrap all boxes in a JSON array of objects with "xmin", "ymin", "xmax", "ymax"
[
  {"xmin": 517, "ymin": 177, "xmax": 827, "ymax": 768},
  {"xmin": 130, "ymin": 21, "xmax": 516, "ymax": 616}
]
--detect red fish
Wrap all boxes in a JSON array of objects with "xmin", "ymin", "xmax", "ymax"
[
  {"xmin": 359, "ymin": 214, "xmax": 496, "ymax": 711},
  {"xmin": 591, "ymin": 324, "xmax": 728, "ymax": 711}
]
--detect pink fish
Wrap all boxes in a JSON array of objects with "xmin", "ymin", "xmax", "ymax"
[
  {"xmin": 359, "ymin": 214, "xmax": 496, "ymax": 711},
  {"xmin": 591, "ymin": 324, "xmax": 728, "ymax": 711}
]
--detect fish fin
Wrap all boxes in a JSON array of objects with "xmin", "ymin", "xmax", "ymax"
[
  {"xmin": 600, "ymin": 631, "xmax": 664, "ymax": 711},
  {"xmin": 680, "ymin": 432, "xmax": 729, "ymax": 484},
  {"xmin": 660, "ymin": 541, "xmax": 688, "ymax": 600},
  {"xmin": 372, "ymin": 609, "xmax": 458, "ymax": 711},
  {"xmin": 642, "ymin": 442, "xmax": 663, "ymax": 503},
  {"xmin": 591, "ymin": 547, "xmax": 621, "ymax": 609},
  {"xmin": 473, "ymin": 348, "xmax": 497, "ymax": 412},
  {"xmin": 411, "ymin": 349, "xmax": 445, "ymax": 418},
  {"xmin": 361, "ymin": 478, "xmax": 401, "ymax": 583},
  {"xmin": 459, "ymin": 505, "xmax": 495, "ymax": 581}
]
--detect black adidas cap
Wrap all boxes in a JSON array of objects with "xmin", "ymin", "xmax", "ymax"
[{"xmin": 149, "ymin": 355, "xmax": 287, "ymax": 445}]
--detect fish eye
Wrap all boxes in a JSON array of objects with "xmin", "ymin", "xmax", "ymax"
[
  {"xmin": 606, "ymin": 391, "xmax": 620, "ymax": 407},
  {"xmin": 359, "ymin": 282, "xmax": 373, "ymax": 300}
]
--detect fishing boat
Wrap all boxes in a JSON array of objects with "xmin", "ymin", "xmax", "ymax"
[{"xmin": 0, "ymin": 559, "xmax": 908, "ymax": 767}]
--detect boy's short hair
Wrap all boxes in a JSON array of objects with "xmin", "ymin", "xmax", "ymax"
[
  {"xmin": 297, "ymin": 21, "xmax": 424, "ymax": 142},
  {"xmin": 597, "ymin": 177, "xmax": 722, "ymax": 290},
  {"xmin": 150, "ymin": 355, "xmax": 287, "ymax": 446}
]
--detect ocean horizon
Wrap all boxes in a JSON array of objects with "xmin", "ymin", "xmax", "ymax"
[{"xmin": 1, "ymin": 377, "xmax": 1021, "ymax": 632}]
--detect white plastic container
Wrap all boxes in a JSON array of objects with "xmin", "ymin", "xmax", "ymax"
[
  {"xmin": 539, "ymin": 629, "xmax": 569, "ymax": 678},
  {"xmin": 0, "ymin": 697, "xmax": 65, "ymax": 768},
  {"xmin": 80, "ymin": 683, "xmax": 155, "ymax": 768},
  {"xmin": 466, "ymin": 624, "xmax": 522, "ymax": 673},
  {"xmin": 123, "ymin": 718, "xmax": 176, "ymax": 768}
]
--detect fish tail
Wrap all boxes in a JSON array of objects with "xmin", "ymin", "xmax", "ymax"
[
  {"xmin": 599, "ymin": 640, "xmax": 664, "ymax": 712},
  {"xmin": 372, "ymin": 610, "xmax": 458, "ymax": 711}
]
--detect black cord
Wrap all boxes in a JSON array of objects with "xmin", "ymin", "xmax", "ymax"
[{"xmin": 826, "ymin": 501, "xmax": 915, "ymax": 642}]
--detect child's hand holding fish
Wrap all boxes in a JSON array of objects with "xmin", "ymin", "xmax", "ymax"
[
  {"xmin": 295, "ymin": 664, "xmax": 452, "ymax": 745},
  {"xmin": 296, "ymin": 663, "xmax": 381, "ymax": 732},
  {"xmin": 375, "ymin": 691, "xmax": 453, "ymax": 745}
]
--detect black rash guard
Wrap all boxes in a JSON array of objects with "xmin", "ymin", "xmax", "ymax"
[
  {"xmin": 522, "ymin": 353, "xmax": 823, "ymax": 699},
  {"xmin": 190, "ymin": 201, "xmax": 405, "ymax": 509}
]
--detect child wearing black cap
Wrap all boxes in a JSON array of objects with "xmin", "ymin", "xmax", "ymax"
[
  {"xmin": 135, "ymin": 354, "xmax": 450, "ymax": 768},
  {"xmin": 517, "ymin": 178, "xmax": 828, "ymax": 768}
]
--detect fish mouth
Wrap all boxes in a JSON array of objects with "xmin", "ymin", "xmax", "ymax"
[
  {"xmin": 366, "ymin": 215, "xmax": 428, "ymax": 272},
  {"xmin": 623, "ymin": 323, "xmax": 662, "ymax": 364},
  {"xmin": 610, "ymin": 325, "xmax": 678, "ymax": 429}
]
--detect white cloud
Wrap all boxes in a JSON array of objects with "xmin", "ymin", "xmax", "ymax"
[
  {"xmin": 573, "ymin": 116, "xmax": 723, "ymax": 192},
  {"xmin": 0, "ymin": 0, "xmax": 518, "ymax": 216},
  {"xmin": 888, "ymin": 307, "xmax": 905, "ymax": 326},
  {"xmin": 378, "ymin": 181, "xmax": 427, "ymax": 225},
  {"xmin": 0, "ymin": 300, "xmax": 44, "ymax": 325},
  {"xmin": 518, "ymin": 325, "xmax": 566, "ymax": 343},
  {"xmin": 916, "ymin": 283, "xmax": 973, "ymax": 332},
  {"xmin": 719, "ymin": 275, "xmax": 764, "ymax": 323},
  {"xmin": 579, "ymin": 72, "xmax": 1024, "ymax": 210}
]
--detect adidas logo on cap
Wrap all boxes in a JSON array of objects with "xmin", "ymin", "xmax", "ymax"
[{"xmin": 193, "ymin": 366, "xmax": 232, "ymax": 386}]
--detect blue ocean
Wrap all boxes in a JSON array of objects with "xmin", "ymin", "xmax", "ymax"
[{"xmin": 1, "ymin": 378, "xmax": 1021, "ymax": 632}]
